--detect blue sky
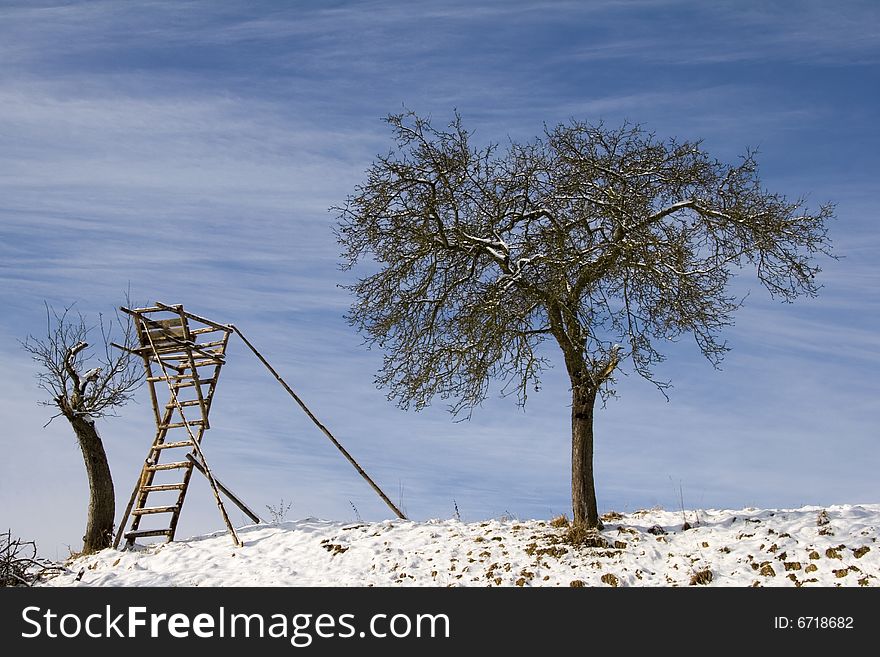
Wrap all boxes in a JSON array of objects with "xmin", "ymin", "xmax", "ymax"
[{"xmin": 1, "ymin": 0, "xmax": 877, "ymax": 557}]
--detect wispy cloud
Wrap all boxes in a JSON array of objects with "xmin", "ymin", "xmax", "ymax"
[
  {"xmin": 565, "ymin": 1, "xmax": 880, "ymax": 66},
  {"xmin": 0, "ymin": 0, "xmax": 876, "ymax": 555}
]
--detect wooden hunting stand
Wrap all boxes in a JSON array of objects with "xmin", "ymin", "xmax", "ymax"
[
  {"xmin": 113, "ymin": 303, "xmax": 246, "ymax": 548},
  {"xmin": 114, "ymin": 302, "xmax": 404, "ymax": 550}
]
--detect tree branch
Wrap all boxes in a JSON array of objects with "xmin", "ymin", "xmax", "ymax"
[{"xmin": 63, "ymin": 341, "xmax": 87, "ymax": 402}]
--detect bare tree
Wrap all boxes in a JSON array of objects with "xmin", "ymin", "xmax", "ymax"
[
  {"xmin": 336, "ymin": 111, "xmax": 834, "ymax": 530},
  {"xmin": 1, "ymin": 529, "xmax": 63, "ymax": 586},
  {"xmin": 22, "ymin": 303, "xmax": 142, "ymax": 553}
]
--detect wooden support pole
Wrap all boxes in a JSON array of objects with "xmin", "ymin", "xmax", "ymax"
[
  {"xmin": 185, "ymin": 454, "xmax": 262, "ymax": 524},
  {"xmin": 231, "ymin": 325, "xmax": 407, "ymax": 520}
]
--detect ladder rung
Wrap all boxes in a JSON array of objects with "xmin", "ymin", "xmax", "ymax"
[
  {"xmin": 171, "ymin": 378, "xmax": 216, "ymax": 388},
  {"xmin": 165, "ymin": 399, "xmax": 202, "ymax": 408},
  {"xmin": 125, "ymin": 529, "xmax": 173, "ymax": 539},
  {"xmin": 141, "ymin": 483, "xmax": 187, "ymax": 492},
  {"xmin": 158, "ymin": 420, "xmax": 205, "ymax": 429},
  {"xmin": 160, "ymin": 359, "xmax": 223, "ymax": 369},
  {"xmin": 146, "ymin": 461, "xmax": 191, "ymax": 471},
  {"xmin": 160, "ymin": 352, "xmax": 224, "ymax": 361},
  {"xmin": 192, "ymin": 358, "xmax": 224, "ymax": 367},
  {"xmin": 147, "ymin": 374, "xmax": 196, "ymax": 382},
  {"xmin": 131, "ymin": 344, "xmax": 179, "ymax": 356},
  {"xmin": 152, "ymin": 441, "xmax": 193, "ymax": 450},
  {"xmin": 132, "ymin": 505, "xmax": 179, "ymax": 516},
  {"xmin": 189, "ymin": 326, "xmax": 227, "ymax": 336},
  {"xmin": 194, "ymin": 339, "xmax": 227, "ymax": 349}
]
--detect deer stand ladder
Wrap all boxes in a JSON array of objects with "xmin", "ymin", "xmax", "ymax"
[
  {"xmin": 114, "ymin": 301, "xmax": 405, "ymax": 551},
  {"xmin": 114, "ymin": 303, "xmax": 244, "ymax": 549}
]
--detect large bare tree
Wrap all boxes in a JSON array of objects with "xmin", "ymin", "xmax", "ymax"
[
  {"xmin": 336, "ymin": 112, "xmax": 834, "ymax": 530},
  {"xmin": 22, "ymin": 304, "xmax": 142, "ymax": 553}
]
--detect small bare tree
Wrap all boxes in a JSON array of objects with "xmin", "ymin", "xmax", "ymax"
[
  {"xmin": 336, "ymin": 111, "xmax": 834, "ymax": 530},
  {"xmin": 22, "ymin": 303, "xmax": 142, "ymax": 553},
  {"xmin": 1, "ymin": 529, "xmax": 62, "ymax": 586}
]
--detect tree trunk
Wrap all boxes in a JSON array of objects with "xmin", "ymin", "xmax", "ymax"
[
  {"xmin": 69, "ymin": 414, "xmax": 115, "ymax": 554},
  {"xmin": 571, "ymin": 383, "xmax": 601, "ymax": 529}
]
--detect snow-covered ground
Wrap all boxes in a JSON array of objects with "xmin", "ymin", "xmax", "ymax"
[{"xmin": 42, "ymin": 504, "xmax": 877, "ymax": 587}]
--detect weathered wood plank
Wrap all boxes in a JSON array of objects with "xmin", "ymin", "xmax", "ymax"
[
  {"xmin": 131, "ymin": 505, "xmax": 179, "ymax": 516},
  {"xmin": 141, "ymin": 483, "xmax": 187, "ymax": 492},
  {"xmin": 152, "ymin": 440, "xmax": 193, "ymax": 450},
  {"xmin": 124, "ymin": 529, "xmax": 173, "ymax": 539},
  {"xmin": 158, "ymin": 420, "xmax": 205, "ymax": 429},
  {"xmin": 146, "ymin": 461, "xmax": 191, "ymax": 471}
]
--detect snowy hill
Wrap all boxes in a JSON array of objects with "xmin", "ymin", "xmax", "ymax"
[{"xmin": 42, "ymin": 504, "xmax": 877, "ymax": 587}]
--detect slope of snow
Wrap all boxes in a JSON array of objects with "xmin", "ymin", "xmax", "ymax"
[{"xmin": 42, "ymin": 504, "xmax": 877, "ymax": 587}]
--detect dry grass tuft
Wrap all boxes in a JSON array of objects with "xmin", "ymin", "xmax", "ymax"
[
  {"xmin": 600, "ymin": 573, "xmax": 619, "ymax": 587},
  {"xmin": 565, "ymin": 525, "xmax": 609, "ymax": 548},
  {"xmin": 689, "ymin": 568, "xmax": 713, "ymax": 585},
  {"xmin": 549, "ymin": 515, "xmax": 570, "ymax": 528},
  {"xmin": 853, "ymin": 546, "xmax": 870, "ymax": 559}
]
